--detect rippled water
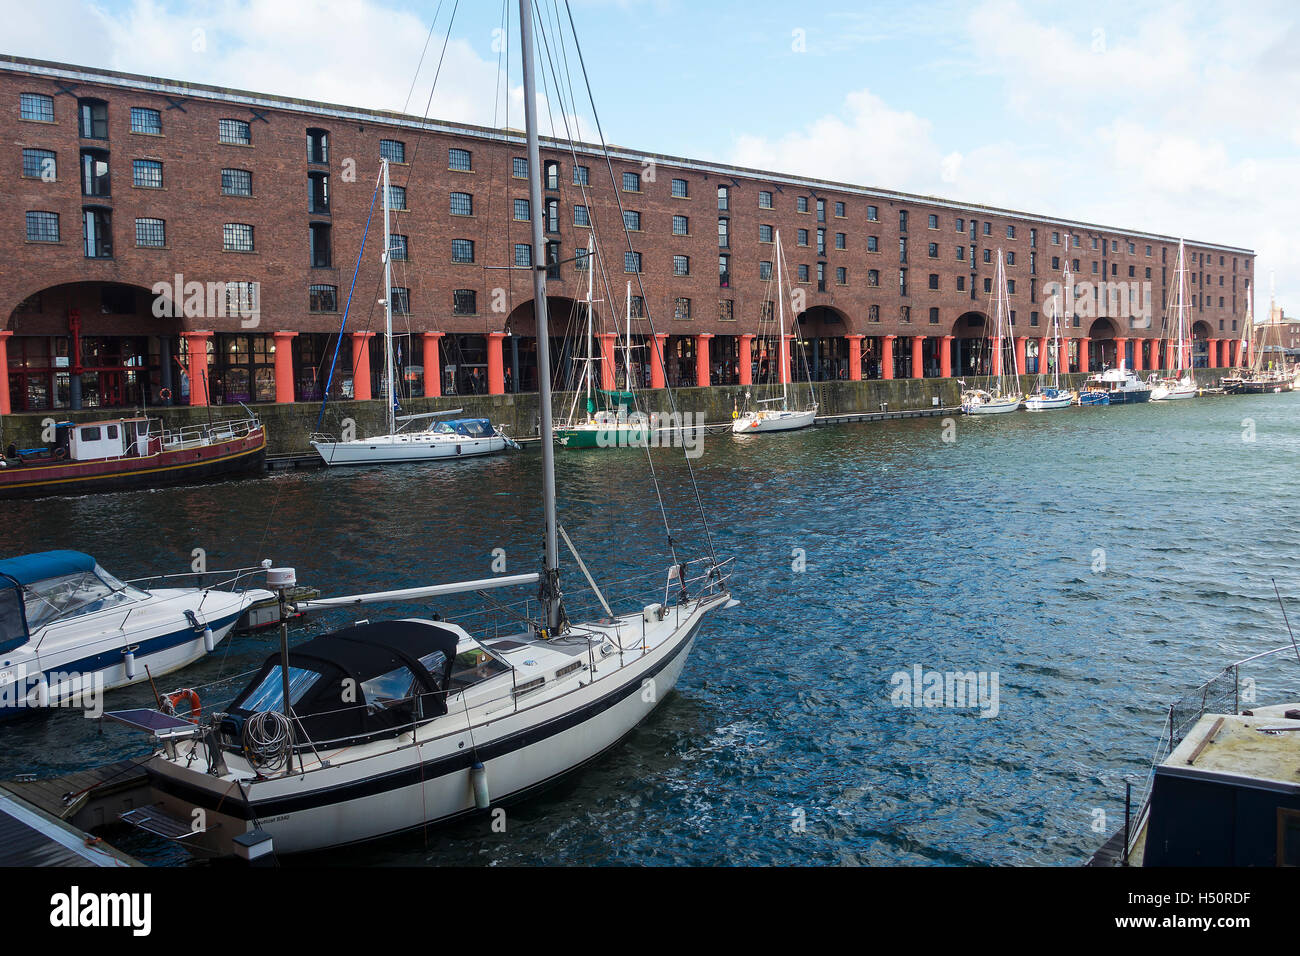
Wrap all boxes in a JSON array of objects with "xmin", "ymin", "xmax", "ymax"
[{"xmin": 4, "ymin": 393, "xmax": 1299, "ymax": 866}]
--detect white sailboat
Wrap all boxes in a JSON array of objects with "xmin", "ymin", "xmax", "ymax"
[
  {"xmin": 961, "ymin": 250, "xmax": 1023, "ymax": 414},
  {"xmin": 1025, "ymin": 250, "xmax": 1074, "ymax": 411},
  {"xmin": 311, "ymin": 159, "xmax": 512, "ymax": 465},
  {"xmin": 106, "ymin": 0, "xmax": 734, "ymax": 860},
  {"xmin": 732, "ymin": 231, "xmax": 818, "ymax": 433},
  {"xmin": 1150, "ymin": 239, "xmax": 1197, "ymax": 401}
]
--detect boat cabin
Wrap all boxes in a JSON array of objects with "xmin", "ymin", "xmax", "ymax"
[
  {"xmin": 0, "ymin": 550, "xmax": 145, "ymax": 654},
  {"xmin": 432, "ymin": 419, "xmax": 495, "ymax": 438}
]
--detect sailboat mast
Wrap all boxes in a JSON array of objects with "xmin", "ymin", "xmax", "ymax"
[
  {"xmin": 1175, "ymin": 240, "xmax": 1187, "ymax": 372},
  {"xmin": 776, "ymin": 230, "xmax": 788, "ymax": 407},
  {"xmin": 520, "ymin": 0, "xmax": 562, "ymax": 630},
  {"xmin": 1060, "ymin": 248, "xmax": 1071, "ymax": 388},
  {"xmin": 382, "ymin": 158, "xmax": 396, "ymax": 435},
  {"xmin": 585, "ymin": 234, "xmax": 594, "ymax": 412},
  {"xmin": 625, "ymin": 280, "xmax": 632, "ymax": 390}
]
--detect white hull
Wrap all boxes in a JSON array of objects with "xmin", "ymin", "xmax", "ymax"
[
  {"xmin": 146, "ymin": 593, "xmax": 726, "ymax": 856},
  {"xmin": 1150, "ymin": 384, "xmax": 1196, "ymax": 401},
  {"xmin": 1023, "ymin": 395, "xmax": 1073, "ymax": 411},
  {"xmin": 313, "ymin": 434, "xmax": 506, "ymax": 465},
  {"xmin": 731, "ymin": 408, "xmax": 817, "ymax": 433},
  {"xmin": 962, "ymin": 394, "xmax": 1022, "ymax": 414}
]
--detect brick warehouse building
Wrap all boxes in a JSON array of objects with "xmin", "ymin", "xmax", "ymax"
[{"xmin": 0, "ymin": 55, "xmax": 1256, "ymax": 414}]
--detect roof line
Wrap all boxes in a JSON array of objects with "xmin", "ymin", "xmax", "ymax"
[{"xmin": 0, "ymin": 53, "xmax": 1255, "ymax": 256}]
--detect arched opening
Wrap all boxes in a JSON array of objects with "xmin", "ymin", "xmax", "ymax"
[
  {"xmin": 795, "ymin": 305, "xmax": 849, "ymax": 381},
  {"xmin": 1088, "ymin": 317, "xmax": 1118, "ymax": 369},
  {"xmin": 953, "ymin": 311, "xmax": 989, "ymax": 377},
  {"xmin": 1191, "ymin": 320, "xmax": 1213, "ymax": 368},
  {"xmin": 504, "ymin": 295, "xmax": 598, "ymax": 394}
]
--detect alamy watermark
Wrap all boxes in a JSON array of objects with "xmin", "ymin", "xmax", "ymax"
[
  {"xmin": 1, "ymin": 665, "xmax": 104, "ymax": 717},
  {"xmin": 151, "ymin": 274, "xmax": 261, "ymax": 328},
  {"xmin": 593, "ymin": 409, "xmax": 705, "ymax": 458},
  {"xmin": 1043, "ymin": 280, "xmax": 1152, "ymax": 327},
  {"xmin": 890, "ymin": 665, "xmax": 1000, "ymax": 718}
]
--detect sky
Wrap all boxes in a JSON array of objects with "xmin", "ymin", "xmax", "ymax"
[{"xmin": 6, "ymin": 0, "xmax": 1299, "ymax": 314}]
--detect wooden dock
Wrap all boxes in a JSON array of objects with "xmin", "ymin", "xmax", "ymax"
[
  {"xmin": 0, "ymin": 786, "xmax": 141, "ymax": 867},
  {"xmin": 2, "ymin": 758, "xmax": 153, "ymax": 831}
]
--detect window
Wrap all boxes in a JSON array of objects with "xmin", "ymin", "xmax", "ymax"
[
  {"xmin": 929, "ymin": 307, "xmax": 940, "ymax": 324},
  {"xmin": 20, "ymin": 92, "xmax": 54, "ymax": 122},
  {"xmin": 514, "ymin": 244, "xmax": 532, "ymax": 267},
  {"xmin": 868, "ymin": 269, "xmax": 879, "ymax": 286},
  {"xmin": 982, "ymin": 222, "xmax": 991, "ymax": 236},
  {"xmin": 513, "ymin": 198, "xmax": 530, "ymax": 221},
  {"xmin": 928, "ymin": 273, "xmax": 939, "ymax": 290},
  {"xmin": 22, "ymin": 148, "xmax": 55, "ymax": 180},
  {"xmin": 623, "ymin": 171, "xmax": 641, "ymax": 192},
  {"xmin": 574, "ymin": 247, "xmax": 590, "ymax": 272},
  {"xmin": 223, "ymin": 222, "xmax": 254, "ymax": 252},
  {"xmin": 956, "ymin": 217, "xmax": 965, "ymax": 233},
  {"xmin": 1006, "ymin": 251, "xmax": 1015, "ymax": 265},
  {"xmin": 719, "ymin": 253, "xmax": 730, "ymax": 287},
  {"xmin": 867, "ymin": 236, "xmax": 878, "ymax": 252},
  {"xmin": 869, "ymin": 305, "xmax": 880, "ymax": 323},
  {"xmin": 672, "ymin": 214, "xmax": 688, "ymax": 236},
  {"xmin": 760, "ymin": 261, "xmax": 772, "ymax": 280},
  {"xmin": 956, "ymin": 276, "xmax": 965, "ymax": 291},
  {"xmin": 796, "ymin": 196, "xmax": 808, "ymax": 213},
  {"xmin": 80, "ymin": 149, "xmax": 110, "ymax": 196},
  {"xmin": 899, "ymin": 210, "xmax": 908, "ymax": 232},
  {"xmin": 957, "ymin": 246, "xmax": 965, "ymax": 261},
  {"xmin": 673, "ymin": 255, "xmax": 690, "ymax": 276},
  {"xmin": 1051, "ymin": 256, "xmax": 1060, "ymax": 270},
  {"xmin": 719, "ymin": 185, "xmax": 731, "ymax": 210},
  {"xmin": 453, "ymin": 290, "xmax": 476, "ymax": 315},
  {"xmin": 759, "ymin": 190, "xmax": 773, "ymax": 209},
  {"xmin": 382, "ymin": 139, "xmax": 408, "ymax": 164},
  {"xmin": 306, "ymin": 128, "xmax": 329, "ymax": 164},
  {"xmin": 78, "ymin": 99, "xmax": 107, "ymax": 139},
  {"xmin": 544, "ymin": 161, "xmax": 560, "ymax": 190},
  {"xmin": 797, "ymin": 264, "xmax": 810, "ymax": 282},
  {"xmin": 130, "ymin": 107, "xmax": 161, "ymax": 135},
  {"xmin": 135, "ymin": 217, "xmax": 165, "ymax": 247},
  {"xmin": 900, "ymin": 238, "xmax": 908, "ymax": 263},
  {"xmin": 835, "ymin": 201, "xmax": 846, "ymax": 218},
  {"xmin": 835, "ymin": 233, "xmax": 846, "ymax": 250},
  {"xmin": 545, "ymin": 198, "xmax": 559, "ymax": 233},
  {"xmin": 387, "ymin": 185, "xmax": 407, "ymax": 210},
  {"xmin": 836, "ymin": 266, "xmax": 847, "ymax": 285},
  {"xmin": 624, "ymin": 250, "xmax": 642, "ymax": 273},
  {"xmin": 308, "ymin": 171, "xmax": 330, "ymax": 213},
  {"xmin": 1007, "ymin": 225, "xmax": 1016, "ymax": 239},
  {"xmin": 674, "ymin": 297, "xmax": 692, "ymax": 321},
  {"xmin": 671, "ymin": 178, "xmax": 689, "ymax": 198},
  {"xmin": 623, "ymin": 209, "xmax": 641, "ymax": 231},
  {"xmin": 928, "ymin": 242, "xmax": 938, "ymax": 258},
  {"xmin": 928, "ymin": 214, "xmax": 938, "ymax": 229},
  {"xmin": 983, "ymin": 277, "xmax": 993, "ymax": 293},
  {"xmin": 450, "ymin": 192, "xmax": 472, "ymax": 216},
  {"xmin": 1145, "ymin": 244, "xmax": 1152, "ymax": 257},
  {"xmin": 573, "ymin": 164, "xmax": 589, "ymax": 185},
  {"xmin": 132, "ymin": 159, "xmax": 162, "ymax": 189},
  {"xmin": 512, "ymin": 157, "xmax": 528, "ymax": 178},
  {"xmin": 389, "ymin": 287, "xmax": 410, "ymax": 315},
  {"xmin": 574, "ymin": 205, "xmax": 590, "ymax": 227},
  {"xmin": 1128, "ymin": 241, "xmax": 1136, "ymax": 254},
  {"xmin": 83, "ymin": 207, "xmax": 112, "ymax": 258},
  {"xmin": 25, "ymin": 211, "xmax": 59, "ymax": 242},
  {"xmin": 452, "ymin": 238, "xmax": 474, "ymax": 263},
  {"xmin": 759, "ymin": 224, "xmax": 774, "ymax": 243},
  {"xmin": 546, "ymin": 243, "xmax": 561, "ymax": 280},
  {"xmin": 309, "ymin": 284, "xmax": 338, "ymax": 312},
  {"xmin": 983, "ymin": 249, "xmax": 992, "ymax": 263},
  {"xmin": 219, "ymin": 118, "xmax": 251, "ymax": 145},
  {"xmin": 221, "ymin": 168, "xmax": 251, "ymax": 196},
  {"xmin": 867, "ymin": 205, "xmax": 878, "ymax": 221},
  {"xmin": 387, "ymin": 234, "xmax": 407, "ymax": 261},
  {"xmin": 1051, "ymin": 231, "xmax": 1060, "ymax": 245},
  {"xmin": 817, "ymin": 199, "xmax": 826, "ymax": 222},
  {"xmin": 1007, "ymin": 280, "xmax": 1016, "ymax": 294},
  {"xmin": 817, "ymin": 228, "xmax": 826, "ymax": 255},
  {"xmin": 899, "ymin": 269, "xmax": 907, "ymax": 295},
  {"xmin": 718, "ymin": 217, "xmax": 729, "ymax": 248},
  {"xmin": 798, "ymin": 229, "xmax": 809, "ymax": 247}
]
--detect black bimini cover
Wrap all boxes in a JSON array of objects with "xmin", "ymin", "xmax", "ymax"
[{"xmin": 225, "ymin": 620, "xmax": 460, "ymax": 747}]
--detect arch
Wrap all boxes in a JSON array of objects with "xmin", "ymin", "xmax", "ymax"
[
  {"xmin": 795, "ymin": 304, "xmax": 850, "ymax": 336},
  {"xmin": 952, "ymin": 310, "xmax": 988, "ymax": 337},
  {"xmin": 795, "ymin": 305, "xmax": 850, "ymax": 380}
]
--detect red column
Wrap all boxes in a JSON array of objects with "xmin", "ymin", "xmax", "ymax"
[
  {"xmin": 1038, "ymin": 335, "xmax": 1048, "ymax": 374},
  {"xmin": 738, "ymin": 333, "xmax": 755, "ymax": 386},
  {"xmin": 1115, "ymin": 337, "xmax": 1128, "ymax": 370},
  {"xmin": 598, "ymin": 333, "xmax": 617, "ymax": 391},
  {"xmin": 0, "ymin": 331, "xmax": 11, "ymax": 415},
  {"xmin": 487, "ymin": 332, "xmax": 506, "ymax": 395},
  {"xmin": 350, "ymin": 331, "xmax": 374, "ymax": 401},
  {"xmin": 181, "ymin": 331, "xmax": 212, "ymax": 407},
  {"xmin": 911, "ymin": 335, "xmax": 924, "ymax": 379},
  {"xmin": 694, "ymin": 333, "xmax": 713, "ymax": 387},
  {"xmin": 780, "ymin": 334, "xmax": 793, "ymax": 384},
  {"xmin": 1079, "ymin": 337, "xmax": 1090, "ymax": 373},
  {"xmin": 273, "ymin": 331, "xmax": 297, "ymax": 404},
  {"xmin": 651, "ymin": 333, "xmax": 668, "ymax": 389},
  {"xmin": 992, "ymin": 336, "xmax": 1002, "ymax": 377},
  {"xmin": 1132, "ymin": 337, "xmax": 1144, "ymax": 372},
  {"xmin": 882, "ymin": 335, "xmax": 896, "ymax": 380},
  {"xmin": 846, "ymin": 335, "xmax": 863, "ymax": 381},
  {"xmin": 422, "ymin": 332, "xmax": 443, "ymax": 397},
  {"xmin": 1014, "ymin": 336, "xmax": 1027, "ymax": 376},
  {"xmin": 940, "ymin": 335, "xmax": 954, "ymax": 378}
]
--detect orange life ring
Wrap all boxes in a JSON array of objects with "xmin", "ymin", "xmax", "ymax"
[
  {"xmin": 160, "ymin": 387, "xmax": 172, "ymax": 401},
  {"xmin": 164, "ymin": 688, "xmax": 201, "ymax": 720}
]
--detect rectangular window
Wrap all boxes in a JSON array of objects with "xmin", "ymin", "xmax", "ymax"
[
  {"xmin": 836, "ymin": 233, "xmax": 846, "ymax": 250},
  {"xmin": 867, "ymin": 236, "xmax": 878, "ymax": 252},
  {"xmin": 309, "ymin": 223, "xmax": 332, "ymax": 267},
  {"xmin": 671, "ymin": 178, "xmax": 689, "ymax": 198},
  {"xmin": 309, "ymin": 284, "xmax": 338, "ymax": 313},
  {"xmin": 514, "ymin": 198, "xmax": 531, "ymax": 221},
  {"xmin": 760, "ymin": 261, "xmax": 772, "ymax": 280},
  {"xmin": 673, "ymin": 255, "xmax": 690, "ymax": 276},
  {"xmin": 719, "ymin": 254, "xmax": 730, "ymax": 287},
  {"xmin": 929, "ymin": 307, "xmax": 940, "ymax": 324},
  {"xmin": 135, "ymin": 217, "xmax": 165, "ymax": 247},
  {"xmin": 450, "ymin": 191, "xmax": 473, "ymax": 217},
  {"xmin": 383, "ymin": 185, "xmax": 405, "ymax": 210},
  {"xmin": 20, "ymin": 92, "xmax": 54, "ymax": 122},
  {"xmin": 382, "ymin": 139, "xmax": 408, "ymax": 164},
  {"xmin": 957, "ymin": 246, "xmax": 965, "ymax": 261},
  {"xmin": 868, "ymin": 269, "xmax": 879, "ymax": 287},
  {"xmin": 928, "ymin": 242, "xmax": 938, "ymax": 258},
  {"xmin": 836, "ymin": 266, "xmax": 847, "ymax": 285},
  {"xmin": 80, "ymin": 149, "xmax": 110, "ymax": 196},
  {"xmin": 1007, "ymin": 225, "xmax": 1016, "ymax": 239},
  {"xmin": 512, "ymin": 157, "xmax": 528, "ymax": 178},
  {"xmin": 574, "ymin": 247, "xmax": 589, "ymax": 272},
  {"xmin": 796, "ymin": 196, "xmax": 808, "ymax": 213},
  {"xmin": 798, "ymin": 264, "xmax": 810, "ymax": 282},
  {"xmin": 574, "ymin": 205, "xmax": 590, "ymax": 227},
  {"xmin": 983, "ymin": 222, "xmax": 991, "ymax": 236},
  {"xmin": 624, "ymin": 250, "xmax": 642, "ymax": 273},
  {"xmin": 26, "ymin": 210, "xmax": 59, "ymax": 242},
  {"xmin": 759, "ymin": 224, "xmax": 774, "ymax": 243},
  {"xmin": 573, "ymin": 164, "xmax": 589, "ymax": 185},
  {"xmin": 622, "ymin": 171, "xmax": 641, "ymax": 192},
  {"xmin": 78, "ymin": 99, "xmax": 107, "ymax": 139},
  {"xmin": 221, "ymin": 167, "xmax": 251, "ymax": 196},
  {"xmin": 718, "ymin": 218, "xmax": 729, "ymax": 248},
  {"xmin": 451, "ymin": 238, "xmax": 474, "ymax": 263},
  {"xmin": 132, "ymin": 159, "xmax": 162, "ymax": 189},
  {"xmin": 445, "ymin": 147, "xmax": 472, "ymax": 171},
  {"xmin": 308, "ymin": 171, "xmax": 330, "ymax": 213},
  {"xmin": 928, "ymin": 214, "xmax": 938, "ymax": 229},
  {"xmin": 514, "ymin": 244, "xmax": 532, "ymax": 267},
  {"xmin": 628, "ymin": 296, "xmax": 645, "ymax": 318},
  {"xmin": 387, "ymin": 234, "xmax": 408, "ymax": 261},
  {"xmin": 1006, "ymin": 251, "xmax": 1015, "ymax": 265},
  {"xmin": 835, "ymin": 201, "xmax": 846, "ymax": 218},
  {"xmin": 223, "ymin": 222, "xmax": 254, "ymax": 252},
  {"xmin": 899, "ymin": 210, "xmax": 908, "ymax": 232},
  {"xmin": 817, "ymin": 199, "xmax": 826, "ymax": 222},
  {"xmin": 83, "ymin": 207, "xmax": 111, "ymax": 258},
  {"xmin": 389, "ymin": 287, "xmax": 410, "ymax": 315},
  {"xmin": 672, "ymin": 214, "xmax": 688, "ymax": 236},
  {"xmin": 306, "ymin": 128, "xmax": 329, "ymax": 164},
  {"xmin": 928, "ymin": 273, "xmax": 939, "ymax": 290},
  {"xmin": 130, "ymin": 107, "xmax": 162, "ymax": 135},
  {"xmin": 867, "ymin": 205, "xmax": 878, "ymax": 221},
  {"xmin": 674, "ymin": 297, "xmax": 692, "ymax": 321},
  {"xmin": 22, "ymin": 148, "xmax": 55, "ymax": 179},
  {"xmin": 219, "ymin": 118, "xmax": 251, "ymax": 145},
  {"xmin": 759, "ymin": 191, "xmax": 773, "ymax": 209},
  {"xmin": 623, "ymin": 210, "xmax": 641, "ymax": 231},
  {"xmin": 1007, "ymin": 279, "xmax": 1016, "ymax": 294},
  {"xmin": 453, "ymin": 290, "xmax": 476, "ymax": 315},
  {"xmin": 956, "ymin": 218, "xmax": 965, "ymax": 233},
  {"xmin": 798, "ymin": 229, "xmax": 809, "ymax": 247},
  {"xmin": 544, "ymin": 161, "xmax": 560, "ymax": 191},
  {"xmin": 983, "ymin": 277, "xmax": 993, "ymax": 293}
]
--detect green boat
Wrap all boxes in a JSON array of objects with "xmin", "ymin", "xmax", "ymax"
[{"xmin": 555, "ymin": 390, "xmax": 650, "ymax": 448}]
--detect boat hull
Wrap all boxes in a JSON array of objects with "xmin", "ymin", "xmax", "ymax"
[
  {"xmin": 1023, "ymin": 391, "xmax": 1073, "ymax": 411},
  {"xmin": 312, "ymin": 435, "xmax": 505, "ymax": 465},
  {"xmin": 555, "ymin": 424, "xmax": 651, "ymax": 448},
  {"xmin": 962, "ymin": 396, "xmax": 1022, "ymax": 414},
  {"xmin": 731, "ymin": 408, "xmax": 817, "ymax": 433}
]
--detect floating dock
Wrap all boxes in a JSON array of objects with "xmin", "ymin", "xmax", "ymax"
[{"xmin": 0, "ymin": 763, "xmax": 146, "ymax": 867}]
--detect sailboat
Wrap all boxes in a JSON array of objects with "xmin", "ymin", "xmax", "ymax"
[
  {"xmin": 1150, "ymin": 240, "xmax": 1197, "ymax": 401},
  {"xmin": 732, "ymin": 231, "xmax": 818, "ymax": 433},
  {"xmin": 554, "ymin": 243, "xmax": 651, "ymax": 449},
  {"xmin": 310, "ymin": 159, "xmax": 513, "ymax": 465},
  {"xmin": 1225, "ymin": 280, "xmax": 1294, "ymax": 394},
  {"xmin": 960, "ymin": 250, "xmax": 1023, "ymax": 414},
  {"xmin": 105, "ymin": 0, "xmax": 734, "ymax": 860},
  {"xmin": 1024, "ymin": 253, "xmax": 1074, "ymax": 411}
]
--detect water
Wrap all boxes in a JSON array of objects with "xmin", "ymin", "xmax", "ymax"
[{"xmin": 4, "ymin": 394, "xmax": 1299, "ymax": 866}]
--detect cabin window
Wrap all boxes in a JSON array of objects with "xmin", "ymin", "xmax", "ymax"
[
  {"xmin": 360, "ymin": 666, "xmax": 420, "ymax": 713},
  {"xmin": 22, "ymin": 567, "xmax": 144, "ymax": 630},
  {"xmin": 0, "ymin": 590, "xmax": 26, "ymax": 654},
  {"xmin": 240, "ymin": 665, "xmax": 321, "ymax": 713},
  {"xmin": 81, "ymin": 426, "xmax": 101, "ymax": 441},
  {"xmin": 449, "ymin": 648, "xmax": 510, "ymax": 688}
]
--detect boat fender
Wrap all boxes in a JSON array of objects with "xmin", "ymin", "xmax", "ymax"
[
  {"xmin": 471, "ymin": 761, "xmax": 490, "ymax": 810},
  {"xmin": 122, "ymin": 645, "xmax": 139, "ymax": 680},
  {"xmin": 202, "ymin": 626, "xmax": 215, "ymax": 653},
  {"xmin": 163, "ymin": 688, "xmax": 201, "ymax": 720}
]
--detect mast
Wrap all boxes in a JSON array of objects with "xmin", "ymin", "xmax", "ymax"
[
  {"xmin": 624, "ymin": 281, "xmax": 633, "ymax": 390},
  {"xmin": 520, "ymin": 0, "xmax": 562, "ymax": 631},
  {"xmin": 776, "ymin": 230, "xmax": 788, "ymax": 408},
  {"xmin": 1059, "ymin": 243, "xmax": 1071, "ymax": 390},
  {"xmin": 585, "ymin": 234, "xmax": 594, "ymax": 414},
  {"xmin": 1174, "ymin": 239, "xmax": 1187, "ymax": 374},
  {"xmin": 382, "ymin": 158, "xmax": 396, "ymax": 435}
]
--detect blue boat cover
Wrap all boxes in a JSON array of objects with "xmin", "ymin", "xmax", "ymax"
[{"xmin": 0, "ymin": 551, "xmax": 96, "ymax": 589}]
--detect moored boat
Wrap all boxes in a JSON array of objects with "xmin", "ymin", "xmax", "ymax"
[
  {"xmin": 1078, "ymin": 363, "xmax": 1152, "ymax": 404},
  {"xmin": 960, "ymin": 250, "xmax": 1022, "ymax": 415}
]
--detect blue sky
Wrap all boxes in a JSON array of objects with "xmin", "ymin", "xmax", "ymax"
[{"xmin": 8, "ymin": 0, "xmax": 1299, "ymax": 312}]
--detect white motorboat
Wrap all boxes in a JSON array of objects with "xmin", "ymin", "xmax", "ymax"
[
  {"xmin": 107, "ymin": 1, "xmax": 734, "ymax": 861},
  {"xmin": 1080, "ymin": 363, "xmax": 1152, "ymax": 404},
  {"xmin": 0, "ymin": 550, "xmax": 271, "ymax": 718},
  {"xmin": 961, "ymin": 250, "xmax": 1023, "ymax": 415}
]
